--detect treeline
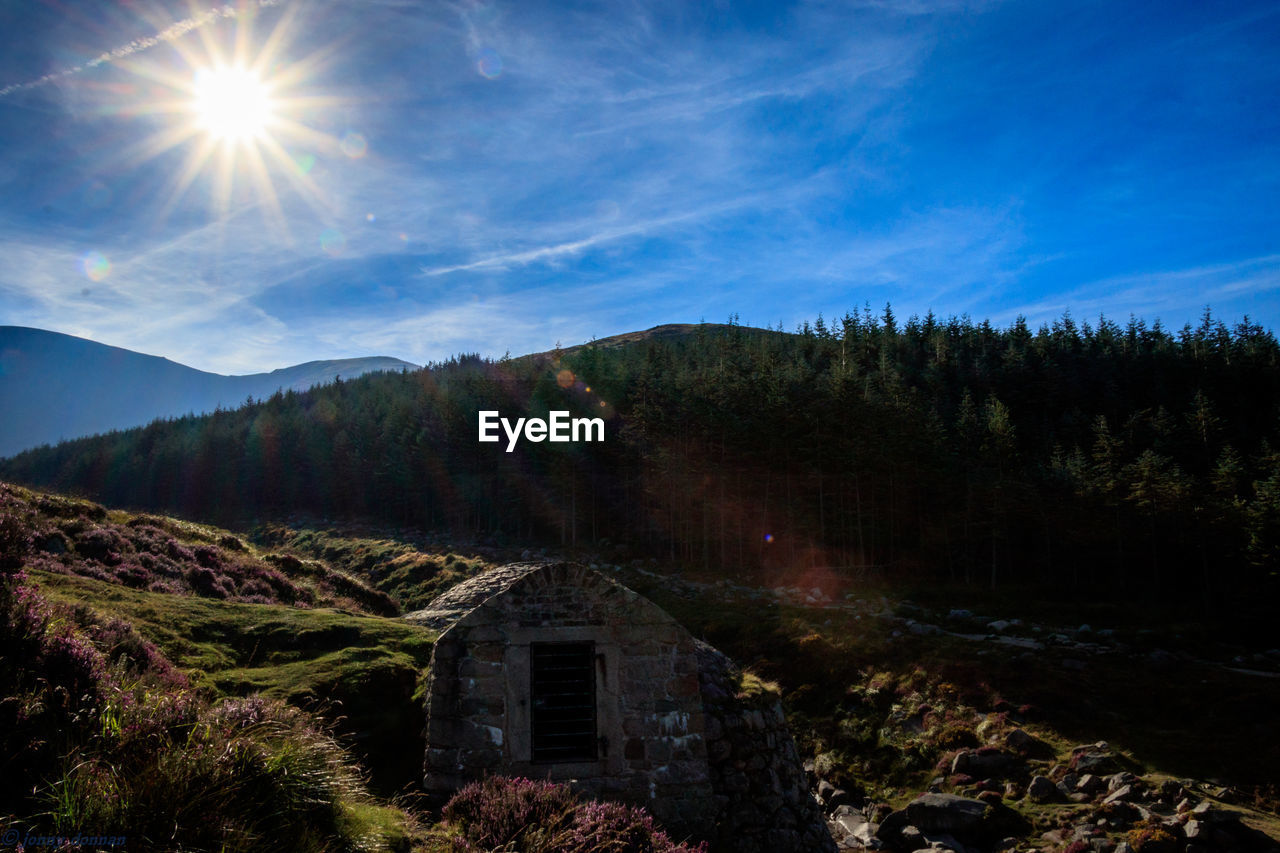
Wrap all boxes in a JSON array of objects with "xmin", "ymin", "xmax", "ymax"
[{"xmin": 4, "ymin": 308, "xmax": 1280, "ymax": 607}]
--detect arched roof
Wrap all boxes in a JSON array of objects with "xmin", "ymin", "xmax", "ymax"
[{"xmin": 402, "ymin": 561, "xmax": 548, "ymax": 631}]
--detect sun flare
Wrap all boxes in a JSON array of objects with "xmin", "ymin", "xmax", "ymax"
[
  {"xmin": 192, "ymin": 65, "xmax": 274, "ymax": 142},
  {"xmin": 112, "ymin": 4, "xmax": 347, "ymax": 233}
]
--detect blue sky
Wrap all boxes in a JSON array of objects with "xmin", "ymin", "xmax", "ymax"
[{"xmin": 0, "ymin": 0, "xmax": 1277, "ymax": 373}]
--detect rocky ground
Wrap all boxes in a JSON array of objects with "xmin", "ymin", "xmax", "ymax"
[{"xmin": 816, "ymin": 737, "xmax": 1279, "ymax": 852}]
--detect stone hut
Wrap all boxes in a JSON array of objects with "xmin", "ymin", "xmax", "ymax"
[{"xmin": 407, "ymin": 561, "xmax": 835, "ymax": 852}]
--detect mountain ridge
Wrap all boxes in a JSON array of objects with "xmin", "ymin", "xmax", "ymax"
[{"xmin": 0, "ymin": 326, "xmax": 419, "ymax": 458}]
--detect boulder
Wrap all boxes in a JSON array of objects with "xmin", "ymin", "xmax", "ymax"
[
  {"xmin": 951, "ymin": 748, "xmax": 1019, "ymax": 779},
  {"xmin": 1077, "ymin": 774, "xmax": 1107, "ymax": 797},
  {"xmin": 904, "ymin": 793, "xmax": 989, "ymax": 835},
  {"xmin": 834, "ymin": 814, "xmax": 878, "ymax": 847},
  {"xmin": 1072, "ymin": 744, "xmax": 1120, "ymax": 775},
  {"xmin": 1004, "ymin": 728, "xmax": 1051, "ymax": 757},
  {"xmin": 1103, "ymin": 785, "xmax": 1134, "ymax": 805},
  {"xmin": 1027, "ymin": 775, "xmax": 1059, "ymax": 803}
]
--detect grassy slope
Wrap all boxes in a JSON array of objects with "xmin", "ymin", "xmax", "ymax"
[
  {"xmin": 242, "ymin": 522, "xmax": 1280, "ymax": 804},
  {"xmin": 12, "ymin": 486, "xmax": 1278, "ymax": 845},
  {"xmin": 34, "ymin": 569, "xmax": 436, "ymax": 796}
]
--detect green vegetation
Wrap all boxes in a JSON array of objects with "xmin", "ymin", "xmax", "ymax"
[
  {"xmin": 34, "ymin": 569, "xmax": 436, "ymax": 795},
  {"xmin": 0, "ymin": 508, "xmax": 423, "ymax": 850},
  {"xmin": 5, "ymin": 310, "xmax": 1279, "ymax": 624},
  {"xmin": 254, "ymin": 523, "xmax": 499, "ymax": 612}
]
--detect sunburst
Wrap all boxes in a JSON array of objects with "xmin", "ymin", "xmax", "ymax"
[{"xmin": 115, "ymin": 3, "xmax": 347, "ymax": 234}]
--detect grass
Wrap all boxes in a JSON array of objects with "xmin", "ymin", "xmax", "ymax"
[
  {"xmin": 33, "ymin": 569, "xmax": 436, "ymax": 795},
  {"xmin": 254, "ymin": 523, "xmax": 503, "ymax": 612}
]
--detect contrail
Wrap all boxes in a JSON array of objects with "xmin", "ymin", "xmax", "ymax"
[{"xmin": 0, "ymin": 0, "xmax": 285, "ymax": 98}]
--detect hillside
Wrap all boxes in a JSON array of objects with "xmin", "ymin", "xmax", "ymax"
[
  {"xmin": 0, "ymin": 326, "xmax": 417, "ymax": 457},
  {"xmin": 5, "ymin": 480, "xmax": 1276, "ymax": 852},
  {"xmin": 4, "ymin": 310, "xmax": 1279, "ymax": 621}
]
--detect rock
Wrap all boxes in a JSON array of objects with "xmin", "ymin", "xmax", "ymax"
[
  {"xmin": 819, "ymin": 780, "xmax": 838, "ymax": 804},
  {"xmin": 1184, "ymin": 820, "xmax": 1204, "ymax": 841},
  {"xmin": 1027, "ymin": 775, "xmax": 1059, "ymax": 803},
  {"xmin": 923, "ymin": 833, "xmax": 964, "ymax": 852},
  {"xmin": 904, "ymin": 794, "xmax": 989, "ymax": 834},
  {"xmin": 878, "ymin": 794, "xmax": 995, "ymax": 850},
  {"xmin": 828, "ymin": 788, "xmax": 855, "ymax": 812},
  {"xmin": 951, "ymin": 748, "xmax": 1018, "ymax": 779},
  {"xmin": 1103, "ymin": 785, "xmax": 1133, "ymax": 805},
  {"xmin": 1188, "ymin": 801, "xmax": 1236, "ymax": 824},
  {"xmin": 1107, "ymin": 772, "xmax": 1138, "ymax": 793},
  {"xmin": 1004, "ymin": 727, "xmax": 1051, "ymax": 757},
  {"xmin": 1077, "ymin": 774, "xmax": 1106, "ymax": 796},
  {"xmin": 834, "ymin": 814, "xmax": 878, "ymax": 847},
  {"xmin": 1072, "ymin": 746, "xmax": 1120, "ymax": 775},
  {"xmin": 900, "ymin": 825, "xmax": 926, "ymax": 851},
  {"xmin": 949, "ymin": 609, "xmax": 973, "ymax": 620},
  {"xmin": 987, "ymin": 619, "xmax": 1012, "ymax": 633}
]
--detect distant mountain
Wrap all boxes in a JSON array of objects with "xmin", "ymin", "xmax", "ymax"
[{"xmin": 0, "ymin": 326, "xmax": 418, "ymax": 458}]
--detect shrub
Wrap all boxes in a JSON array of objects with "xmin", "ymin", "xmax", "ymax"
[
  {"xmin": 438, "ymin": 777, "xmax": 707, "ymax": 853},
  {"xmin": 0, "ymin": 494, "xmax": 33, "ymax": 570},
  {"xmin": 1127, "ymin": 821, "xmax": 1178, "ymax": 851},
  {"xmin": 442, "ymin": 776, "xmax": 578, "ymax": 849},
  {"xmin": 557, "ymin": 800, "xmax": 707, "ymax": 853}
]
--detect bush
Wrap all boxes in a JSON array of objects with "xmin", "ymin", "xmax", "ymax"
[
  {"xmin": 442, "ymin": 776, "xmax": 578, "ymax": 849},
  {"xmin": 0, "ymin": 494, "xmax": 33, "ymax": 570},
  {"xmin": 438, "ymin": 776, "xmax": 707, "ymax": 853}
]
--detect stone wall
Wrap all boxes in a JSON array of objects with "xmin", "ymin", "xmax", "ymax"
[
  {"xmin": 419, "ymin": 561, "xmax": 835, "ymax": 850},
  {"xmin": 423, "ymin": 562, "xmax": 717, "ymax": 838},
  {"xmin": 696, "ymin": 641, "xmax": 837, "ymax": 853}
]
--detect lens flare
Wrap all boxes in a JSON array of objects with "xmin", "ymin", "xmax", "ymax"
[
  {"xmin": 319, "ymin": 228, "xmax": 346, "ymax": 255},
  {"xmin": 292, "ymin": 152, "xmax": 315, "ymax": 175},
  {"xmin": 82, "ymin": 251, "xmax": 111, "ymax": 282},
  {"xmin": 476, "ymin": 48, "xmax": 503, "ymax": 79},
  {"xmin": 340, "ymin": 132, "xmax": 367, "ymax": 158},
  {"xmin": 557, "ymin": 369, "xmax": 575, "ymax": 388}
]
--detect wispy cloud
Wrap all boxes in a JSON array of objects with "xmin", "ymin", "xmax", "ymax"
[
  {"xmin": 3, "ymin": 0, "xmax": 1273, "ymax": 371},
  {"xmin": 1004, "ymin": 255, "xmax": 1280, "ymax": 327},
  {"xmin": 0, "ymin": 0, "xmax": 285, "ymax": 98}
]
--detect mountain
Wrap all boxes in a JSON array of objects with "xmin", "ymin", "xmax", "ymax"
[
  {"xmin": 0, "ymin": 326, "xmax": 418, "ymax": 458},
  {"xmin": 5, "ymin": 310, "xmax": 1279, "ymax": 622},
  {"xmin": 525, "ymin": 322, "xmax": 787, "ymax": 360}
]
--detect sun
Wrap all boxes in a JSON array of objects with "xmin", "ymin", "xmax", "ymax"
[
  {"xmin": 114, "ymin": 4, "xmax": 345, "ymax": 231},
  {"xmin": 192, "ymin": 65, "xmax": 275, "ymax": 143}
]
